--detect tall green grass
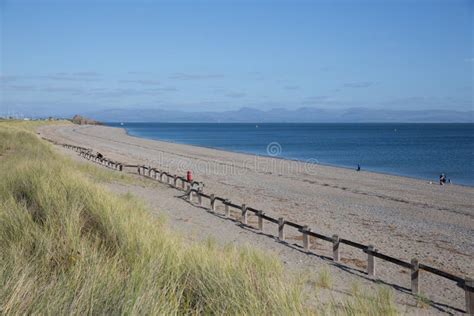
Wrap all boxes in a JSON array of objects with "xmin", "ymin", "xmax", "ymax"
[{"xmin": 0, "ymin": 124, "xmax": 308, "ymax": 314}]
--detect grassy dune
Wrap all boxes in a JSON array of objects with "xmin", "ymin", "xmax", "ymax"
[
  {"xmin": 0, "ymin": 122, "xmax": 398, "ymax": 315},
  {"xmin": 0, "ymin": 124, "xmax": 306, "ymax": 314}
]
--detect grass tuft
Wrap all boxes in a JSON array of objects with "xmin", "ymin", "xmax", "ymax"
[
  {"xmin": 330, "ymin": 286, "xmax": 398, "ymax": 316},
  {"xmin": 317, "ymin": 267, "xmax": 333, "ymax": 289},
  {"xmin": 415, "ymin": 293, "xmax": 431, "ymax": 309}
]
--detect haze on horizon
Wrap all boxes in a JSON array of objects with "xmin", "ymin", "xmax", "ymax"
[{"xmin": 0, "ymin": 0, "xmax": 472, "ymax": 120}]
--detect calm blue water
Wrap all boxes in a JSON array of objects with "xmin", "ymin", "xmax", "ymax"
[{"xmin": 107, "ymin": 123, "xmax": 474, "ymax": 186}]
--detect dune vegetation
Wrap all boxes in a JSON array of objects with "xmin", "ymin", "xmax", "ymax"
[
  {"xmin": 0, "ymin": 123, "xmax": 308, "ymax": 314},
  {"xmin": 0, "ymin": 121, "xmax": 399, "ymax": 315}
]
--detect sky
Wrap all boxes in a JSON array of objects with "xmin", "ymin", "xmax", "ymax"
[{"xmin": 0, "ymin": 0, "xmax": 472, "ymax": 117}]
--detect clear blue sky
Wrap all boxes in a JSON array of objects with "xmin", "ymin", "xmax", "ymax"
[{"xmin": 0, "ymin": 0, "xmax": 472, "ymax": 116}]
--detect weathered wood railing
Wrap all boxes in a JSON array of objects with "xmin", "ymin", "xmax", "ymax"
[{"xmin": 57, "ymin": 141, "xmax": 474, "ymax": 314}]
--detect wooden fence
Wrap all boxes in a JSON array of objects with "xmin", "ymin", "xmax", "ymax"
[{"xmin": 59, "ymin": 141, "xmax": 473, "ymax": 314}]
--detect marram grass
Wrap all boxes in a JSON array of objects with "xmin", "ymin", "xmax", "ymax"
[{"xmin": 0, "ymin": 125, "xmax": 307, "ymax": 315}]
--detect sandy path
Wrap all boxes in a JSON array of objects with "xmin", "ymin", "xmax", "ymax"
[{"xmin": 39, "ymin": 124, "xmax": 474, "ymax": 314}]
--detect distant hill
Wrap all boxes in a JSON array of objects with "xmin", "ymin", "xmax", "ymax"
[{"xmin": 84, "ymin": 107, "xmax": 474, "ymax": 123}]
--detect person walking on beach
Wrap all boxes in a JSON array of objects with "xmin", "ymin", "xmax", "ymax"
[
  {"xmin": 439, "ymin": 173, "xmax": 447, "ymax": 185},
  {"xmin": 357, "ymin": 164, "xmax": 361, "ymax": 171}
]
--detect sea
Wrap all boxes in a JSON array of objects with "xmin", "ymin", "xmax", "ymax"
[{"xmin": 107, "ymin": 123, "xmax": 474, "ymax": 186}]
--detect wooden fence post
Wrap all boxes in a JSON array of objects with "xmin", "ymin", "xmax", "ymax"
[
  {"xmin": 241, "ymin": 204, "xmax": 247, "ymax": 224},
  {"xmin": 188, "ymin": 189, "xmax": 193, "ymax": 203},
  {"xmin": 466, "ymin": 278, "xmax": 474, "ymax": 315},
  {"xmin": 224, "ymin": 200, "xmax": 230, "ymax": 217},
  {"xmin": 210, "ymin": 194, "xmax": 216, "ymax": 211},
  {"xmin": 197, "ymin": 191, "xmax": 202, "ymax": 206},
  {"xmin": 278, "ymin": 218, "xmax": 285, "ymax": 241},
  {"xmin": 160, "ymin": 172, "xmax": 164, "ymax": 182},
  {"xmin": 257, "ymin": 211, "xmax": 263, "ymax": 230},
  {"xmin": 332, "ymin": 235, "xmax": 340, "ymax": 262},
  {"xmin": 302, "ymin": 225, "xmax": 310, "ymax": 252},
  {"xmin": 411, "ymin": 258, "xmax": 419, "ymax": 295},
  {"xmin": 174, "ymin": 175, "xmax": 178, "ymax": 188},
  {"xmin": 367, "ymin": 245, "xmax": 376, "ymax": 277}
]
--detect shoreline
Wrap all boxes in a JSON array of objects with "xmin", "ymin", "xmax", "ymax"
[
  {"xmin": 37, "ymin": 123, "xmax": 474, "ymax": 313},
  {"xmin": 114, "ymin": 124, "xmax": 473, "ymax": 188}
]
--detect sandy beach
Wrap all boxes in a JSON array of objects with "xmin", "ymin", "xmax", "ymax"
[{"xmin": 39, "ymin": 124, "xmax": 474, "ymax": 314}]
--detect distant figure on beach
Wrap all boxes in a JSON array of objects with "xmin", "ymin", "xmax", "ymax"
[
  {"xmin": 357, "ymin": 164, "xmax": 361, "ymax": 171},
  {"xmin": 97, "ymin": 152, "xmax": 103, "ymax": 159},
  {"xmin": 439, "ymin": 173, "xmax": 447, "ymax": 185}
]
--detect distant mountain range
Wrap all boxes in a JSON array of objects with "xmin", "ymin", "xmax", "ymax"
[{"xmin": 85, "ymin": 107, "xmax": 474, "ymax": 123}]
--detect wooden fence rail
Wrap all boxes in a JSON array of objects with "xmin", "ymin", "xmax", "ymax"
[{"xmin": 57, "ymin": 141, "xmax": 473, "ymax": 315}]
